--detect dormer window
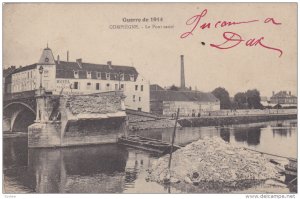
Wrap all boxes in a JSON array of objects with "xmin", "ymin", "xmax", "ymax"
[
  {"xmin": 74, "ymin": 71, "xmax": 79, "ymax": 78},
  {"xmin": 130, "ymin": 74, "xmax": 135, "ymax": 81},
  {"xmin": 97, "ymin": 72, "xmax": 101, "ymax": 79},
  {"xmin": 87, "ymin": 71, "xmax": 92, "ymax": 79},
  {"xmin": 120, "ymin": 73, "xmax": 124, "ymax": 81},
  {"xmin": 106, "ymin": 73, "xmax": 110, "ymax": 80}
]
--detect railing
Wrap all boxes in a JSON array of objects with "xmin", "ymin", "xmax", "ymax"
[
  {"xmin": 3, "ymin": 90, "xmax": 36, "ymax": 101},
  {"xmin": 126, "ymin": 109, "xmax": 163, "ymax": 119}
]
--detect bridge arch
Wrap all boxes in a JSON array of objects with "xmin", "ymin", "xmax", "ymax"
[
  {"xmin": 4, "ymin": 102, "xmax": 36, "ymax": 116},
  {"xmin": 3, "ymin": 102, "xmax": 36, "ymax": 132}
]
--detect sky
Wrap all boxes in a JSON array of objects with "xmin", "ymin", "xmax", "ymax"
[{"xmin": 3, "ymin": 3, "xmax": 297, "ymax": 97}]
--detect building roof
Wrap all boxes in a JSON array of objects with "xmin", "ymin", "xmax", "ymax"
[
  {"xmin": 6, "ymin": 47, "xmax": 140, "ymax": 81},
  {"xmin": 5, "ymin": 60, "xmax": 139, "ymax": 80},
  {"xmin": 150, "ymin": 84, "xmax": 165, "ymax": 91},
  {"xmin": 55, "ymin": 60, "xmax": 138, "ymax": 79},
  {"xmin": 3, "ymin": 66, "xmax": 17, "ymax": 77},
  {"xmin": 150, "ymin": 90, "xmax": 219, "ymax": 102},
  {"xmin": 38, "ymin": 47, "xmax": 55, "ymax": 65},
  {"xmin": 9, "ymin": 64, "xmax": 37, "ymax": 75},
  {"xmin": 271, "ymin": 91, "xmax": 297, "ymax": 98}
]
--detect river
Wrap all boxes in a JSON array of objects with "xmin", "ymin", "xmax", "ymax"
[{"xmin": 3, "ymin": 119, "xmax": 297, "ymax": 193}]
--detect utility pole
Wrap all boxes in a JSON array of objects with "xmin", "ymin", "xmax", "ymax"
[{"xmin": 168, "ymin": 108, "xmax": 180, "ymax": 173}]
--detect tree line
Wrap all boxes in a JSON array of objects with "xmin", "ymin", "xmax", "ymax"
[{"xmin": 212, "ymin": 87, "xmax": 263, "ymax": 110}]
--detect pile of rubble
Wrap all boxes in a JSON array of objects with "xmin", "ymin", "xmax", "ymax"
[
  {"xmin": 147, "ymin": 137, "xmax": 278, "ymax": 187},
  {"xmin": 66, "ymin": 95, "xmax": 121, "ymax": 114}
]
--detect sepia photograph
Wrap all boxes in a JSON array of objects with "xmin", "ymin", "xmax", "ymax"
[{"xmin": 2, "ymin": 2, "xmax": 298, "ymax": 195}]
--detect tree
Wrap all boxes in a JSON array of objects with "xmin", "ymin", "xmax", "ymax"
[
  {"xmin": 245, "ymin": 89, "xmax": 263, "ymax": 109},
  {"xmin": 212, "ymin": 87, "xmax": 231, "ymax": 109},
  {"xmin": 168, "ymin": 84, "xmax": 180, "ymax": 91},
  {"xmin": 234, "ymin": 92, "xmax": 248, "ymax": 109}
]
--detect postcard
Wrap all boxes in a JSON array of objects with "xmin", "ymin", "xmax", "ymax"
[{"xmin": 2, "ymin": 3, "xmax": 297, "ymax": 195}]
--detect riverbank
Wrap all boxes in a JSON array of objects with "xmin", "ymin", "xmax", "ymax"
[
  {"xmin": 129, "ymin": 119, "xmax": 179, "ymax": 131},
  {"xmin": 178, "ymin": 113, "xmax": 297, "ymax": 127}
]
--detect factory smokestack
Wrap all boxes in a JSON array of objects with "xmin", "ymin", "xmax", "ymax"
[
  {"xmin": 180, "ymin": 55, "xmax": 185, "ymax": 88},
  {"xmin": 67, "ymin": 51, "xmax": 69, "ymax": 62}
]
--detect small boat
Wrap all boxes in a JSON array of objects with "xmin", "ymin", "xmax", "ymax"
[
  {"xmin": 284, "ymin": 158, "xmax": 297, "ymax": 183},
  {"xmin": 118, "ymin": 135, "xmax": 181, "ymax": 154}
]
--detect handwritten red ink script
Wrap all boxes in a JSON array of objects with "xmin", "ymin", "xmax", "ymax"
[{"xmin": 180, "ymin": 9, "xmax": 283, "ymax": 57}]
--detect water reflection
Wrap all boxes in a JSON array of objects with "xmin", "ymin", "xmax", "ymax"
[
  {"xmin": 232, "ymin": 127, "xmax": 261, "ymax": 146},
  {"xmin": 5, "ymin": 143, "xmax": 130, "ymax": 193},
  {"xmin": 137, "ymin": 119, "xmax": 297, "ymax": 158},
  {"xmin": 3, "ymin": 119, "xmax": 297, "ymax": 193},
  {"xmin": 3, "ymin": 137, "xmax": 28, "ymax": 169},
  {"xmin": 27, "ymin": 145, "xmax": 129, "ymax": 193},
  {"xmin": 219, "ymin": 128, "xmax": 230, "ymax": 143},
  {"xmin": 3, "ymin": 139, "xmax": 169, "ymax": 193},
  {"xmin": 272, "ymin": 128, "xmax": 292, "ymax": 137}
]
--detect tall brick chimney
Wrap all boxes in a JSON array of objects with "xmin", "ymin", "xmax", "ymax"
[
  {"xmin": 107, "ymin": 61, "xmax": 112, "ymax": 69},
  {"xmin": 76, "ymin": 58, "xmax": 82, "ymax": 68},
  {"xmin": 180, "ymin": 55, "xmax": 185, "ymax": 89}
]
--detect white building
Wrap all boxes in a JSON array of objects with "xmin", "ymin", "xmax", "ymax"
[
  {"xmin": 150, "ymin": 89, "xmax": 220, "ymax": 116},
  {"xmin": 6, "ymin": 46, "xmax": 150, "ymax": 112}
]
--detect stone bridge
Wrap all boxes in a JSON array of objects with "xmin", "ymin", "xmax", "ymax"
[
  {"xmin": 4, "ymin": 89, "xmax": 128, "ymax": 148},
  {"xmin": 3, "ymin": 89, "xmax": 161, "ymax": 148},
  {"xmin": 3, "ymin": 90, "xmax": 160, "ymax": 134}
]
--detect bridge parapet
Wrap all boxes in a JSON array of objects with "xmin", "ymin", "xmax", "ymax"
[{"xmin": 4, "ymin": 90, "xmax": 36, "ymax": 101}]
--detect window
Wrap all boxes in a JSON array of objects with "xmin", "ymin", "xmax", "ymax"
[
  {"xmin": 86, "ymin": 82, "xmax": 92, "ymax": 90},
  {"xmin": 133, "ymin": 95, "xmax": 136, "ymax": 102},
  {"xmin": 139, "ymin": 97, "xmax": 141, "ymax": 102},
  {"xmin": 44, "ymin": 81, "xmax": 49, "ymax": 89},
  {"xmin": 74, "ymin": 82, "xmax": 79, "ymax": 89},
  {"xmin": 27, "ymin": 71, "xmax": 29, "ymax": 78},
  {"xmin": 97, "ymin": 72, "xmax": 101, "ymax": 79},
  {"xmin": 138, "ymin": 108, "xmax": 142, "ymax": 111},
  {"xmin": 115, "ymin": 84, "xmax": 118, "ymax": 90},
  {"xmin": 141, "ymin": 85, "xmax": 144, "ymax": 91},
  {"xmin": 96, "ymin": 83, "xmax": 100, "ymax": 90},
  {"xmin": 74, "ymin": 71, "xmax": 79, "ymax": 78},
  {"xmin": 106, "ymin": 73, "xmax": 110, "ymax": 80},
  {"xmin": 130, "ymin": 75, "xmax": 135, "ymax": 81},
  {"xmin": 120, "ymin": 73, "xmax": 124, "ymax": 81},
  {"xmin": 106, "ymin": 83, "xmax": 110, "ymax": 91},
  {"xmin": 135, "ymin": 85, "xmax": 138, "ymax": 91},
  {"xmin": 87, "ymin": 71, "xmax": 92, "ymax": 79},
  {"xmin": 43, "ymin": 70, "xmax": 49, "ymax": 77},
  {"xmin": 120, "ymin": 84, "xmax": 125, "ymax": 90}
]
